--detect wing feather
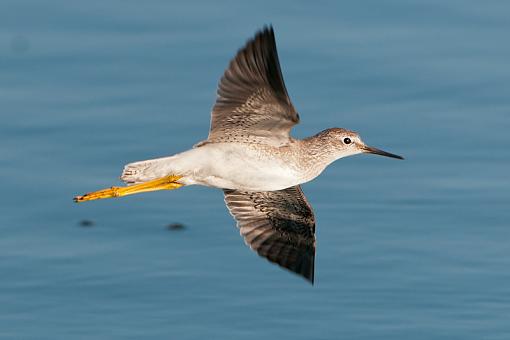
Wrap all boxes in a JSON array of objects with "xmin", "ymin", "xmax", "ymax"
[
  {"xmin": 223, "ymin": 186, "xmax": 316, "ymax": 283},
  {"xmin": 206, "ymin": 26, "xmax": 299, "ymax": 147}
]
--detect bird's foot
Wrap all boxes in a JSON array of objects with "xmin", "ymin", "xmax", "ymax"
[{"xmin": 74, "ymin": 175, "xmax": 183, "ymax": 203}]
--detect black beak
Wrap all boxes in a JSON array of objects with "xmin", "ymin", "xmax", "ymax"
[{"xmin": 361, "ymin": 145, "xmax": 404, "ymax": 160}]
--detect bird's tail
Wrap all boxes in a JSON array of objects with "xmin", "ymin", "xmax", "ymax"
[
  {"xmin": 74, "ymin": 156, "xmax": 182, "ymax": 203},
  {"xmin": 120, "ymin": 156, "xmax": 176, "ymax": 185}
]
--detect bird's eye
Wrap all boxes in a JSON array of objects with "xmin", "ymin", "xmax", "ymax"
[{"xmin": 343, "ymin": 137, "xmax": 352, "ymax": 144}]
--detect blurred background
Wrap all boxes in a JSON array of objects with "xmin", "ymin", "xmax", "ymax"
[{"xmin": 1, "ymin": 1, "xmax": 509, "ymax": 339}]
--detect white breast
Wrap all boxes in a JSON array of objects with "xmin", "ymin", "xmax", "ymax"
[{"xmin": 172, "ymin": 143, "xmax": 301, "ymax": 191}]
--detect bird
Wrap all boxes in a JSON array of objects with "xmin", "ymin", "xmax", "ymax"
[{"xmin": 74, "ymin": 26, "xmax": 403, "ymax": 284}]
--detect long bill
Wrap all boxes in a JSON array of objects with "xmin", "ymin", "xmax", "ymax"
[{"xmin": 361, "ymin": 145, "xmax": 404, "ymax": 160}]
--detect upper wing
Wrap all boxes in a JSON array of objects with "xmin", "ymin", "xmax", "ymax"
[
  {"xmin": 207, "ymin": 26, "xmax": 299, "ymax": 147},
  {"xmin": 223, "ymin": 186, "xmax": 316, "ymax": 283}
]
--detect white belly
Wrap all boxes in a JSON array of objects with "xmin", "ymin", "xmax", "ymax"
[{"xmin": 171, "ymin": 143, "xmax": 301, "ymax": 191}]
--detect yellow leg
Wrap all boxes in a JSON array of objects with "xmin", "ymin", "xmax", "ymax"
[{"xmin": 74, "ymin": 175, "xmax": 183, "ymax": 203}]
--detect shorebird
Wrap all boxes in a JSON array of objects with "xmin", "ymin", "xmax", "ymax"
[{"xmin": 75, "ymin": 26, "xmax": 403, "ymax": 283}]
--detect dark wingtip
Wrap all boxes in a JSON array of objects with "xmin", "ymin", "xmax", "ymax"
[
  {"xmin": 307, "ymin": 255, "xmax": 315, "ymax": 285},
  {"xmin": 250, "ymin": 25, "xmax": 277, "ymax": 48},
  {"xmin": 307, "ymin": 274, "xmax": 315, "ymax": 285},
  {"xmin": 258, "ymin": 24, "xmax": 274, "ymax": 35},
  {"xmin": 250, "ymin": 25, "xmax": 275, "ymax": 48}
]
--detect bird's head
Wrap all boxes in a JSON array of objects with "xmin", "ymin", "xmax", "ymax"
[{"xmin": 317, "ymin": 128, "xmax": 404, "ymax": 160}]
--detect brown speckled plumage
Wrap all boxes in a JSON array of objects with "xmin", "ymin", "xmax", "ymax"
[
  {"xmin": 207, "ymin": 28, "xmax": 361, "ymax": 283},
  {"xmin": 206, "ymin": 26, "xmax": 299, "ymax": 147},
  {"xmin": 224, "ymin": 186, "xmax": 315, "ymax": 283}
]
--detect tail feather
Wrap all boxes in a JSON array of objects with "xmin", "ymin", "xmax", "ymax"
[{"xmin": 120, "ymin": 156, "xmax": 176, "ymax": 185}]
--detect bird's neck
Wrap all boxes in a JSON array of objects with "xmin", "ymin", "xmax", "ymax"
[
  {"xmin": 293, "ymin": 132, "xmax": 345, "ymax": 179},
  {"xmin": 301, "ymin": 134, "xmax": 338, "ymax": 162}
]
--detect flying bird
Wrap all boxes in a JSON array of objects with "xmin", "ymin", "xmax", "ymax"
[{"xmin": 75, "ymin": 26, "xmax": 403, "ymax": 283}]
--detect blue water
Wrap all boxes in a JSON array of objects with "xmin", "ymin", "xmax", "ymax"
[{"xmin": 1, "ymin": 1, "xmax": 510, "ymax": 339}]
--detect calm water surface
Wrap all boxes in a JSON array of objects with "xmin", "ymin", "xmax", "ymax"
[{"xmin": 1, "ymin": 1, "xmax": 509, "ymax": 339}]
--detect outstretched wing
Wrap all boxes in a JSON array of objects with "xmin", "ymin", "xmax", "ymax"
[
  {"xmin": 223, "ymin": 186, "xmax": 316, "ymax": 283},
  {"xmin": 207, "ymin": 26, "xmax": 299, "ymax": 147}
]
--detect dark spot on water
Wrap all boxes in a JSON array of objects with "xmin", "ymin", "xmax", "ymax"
[
  {"xmin": 167, "ymin": 223, "xmax": 185, "ymax": 231},
  {"xmin": 79, "ymin": 219, "xmax": 95, "ymax": 227}
]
